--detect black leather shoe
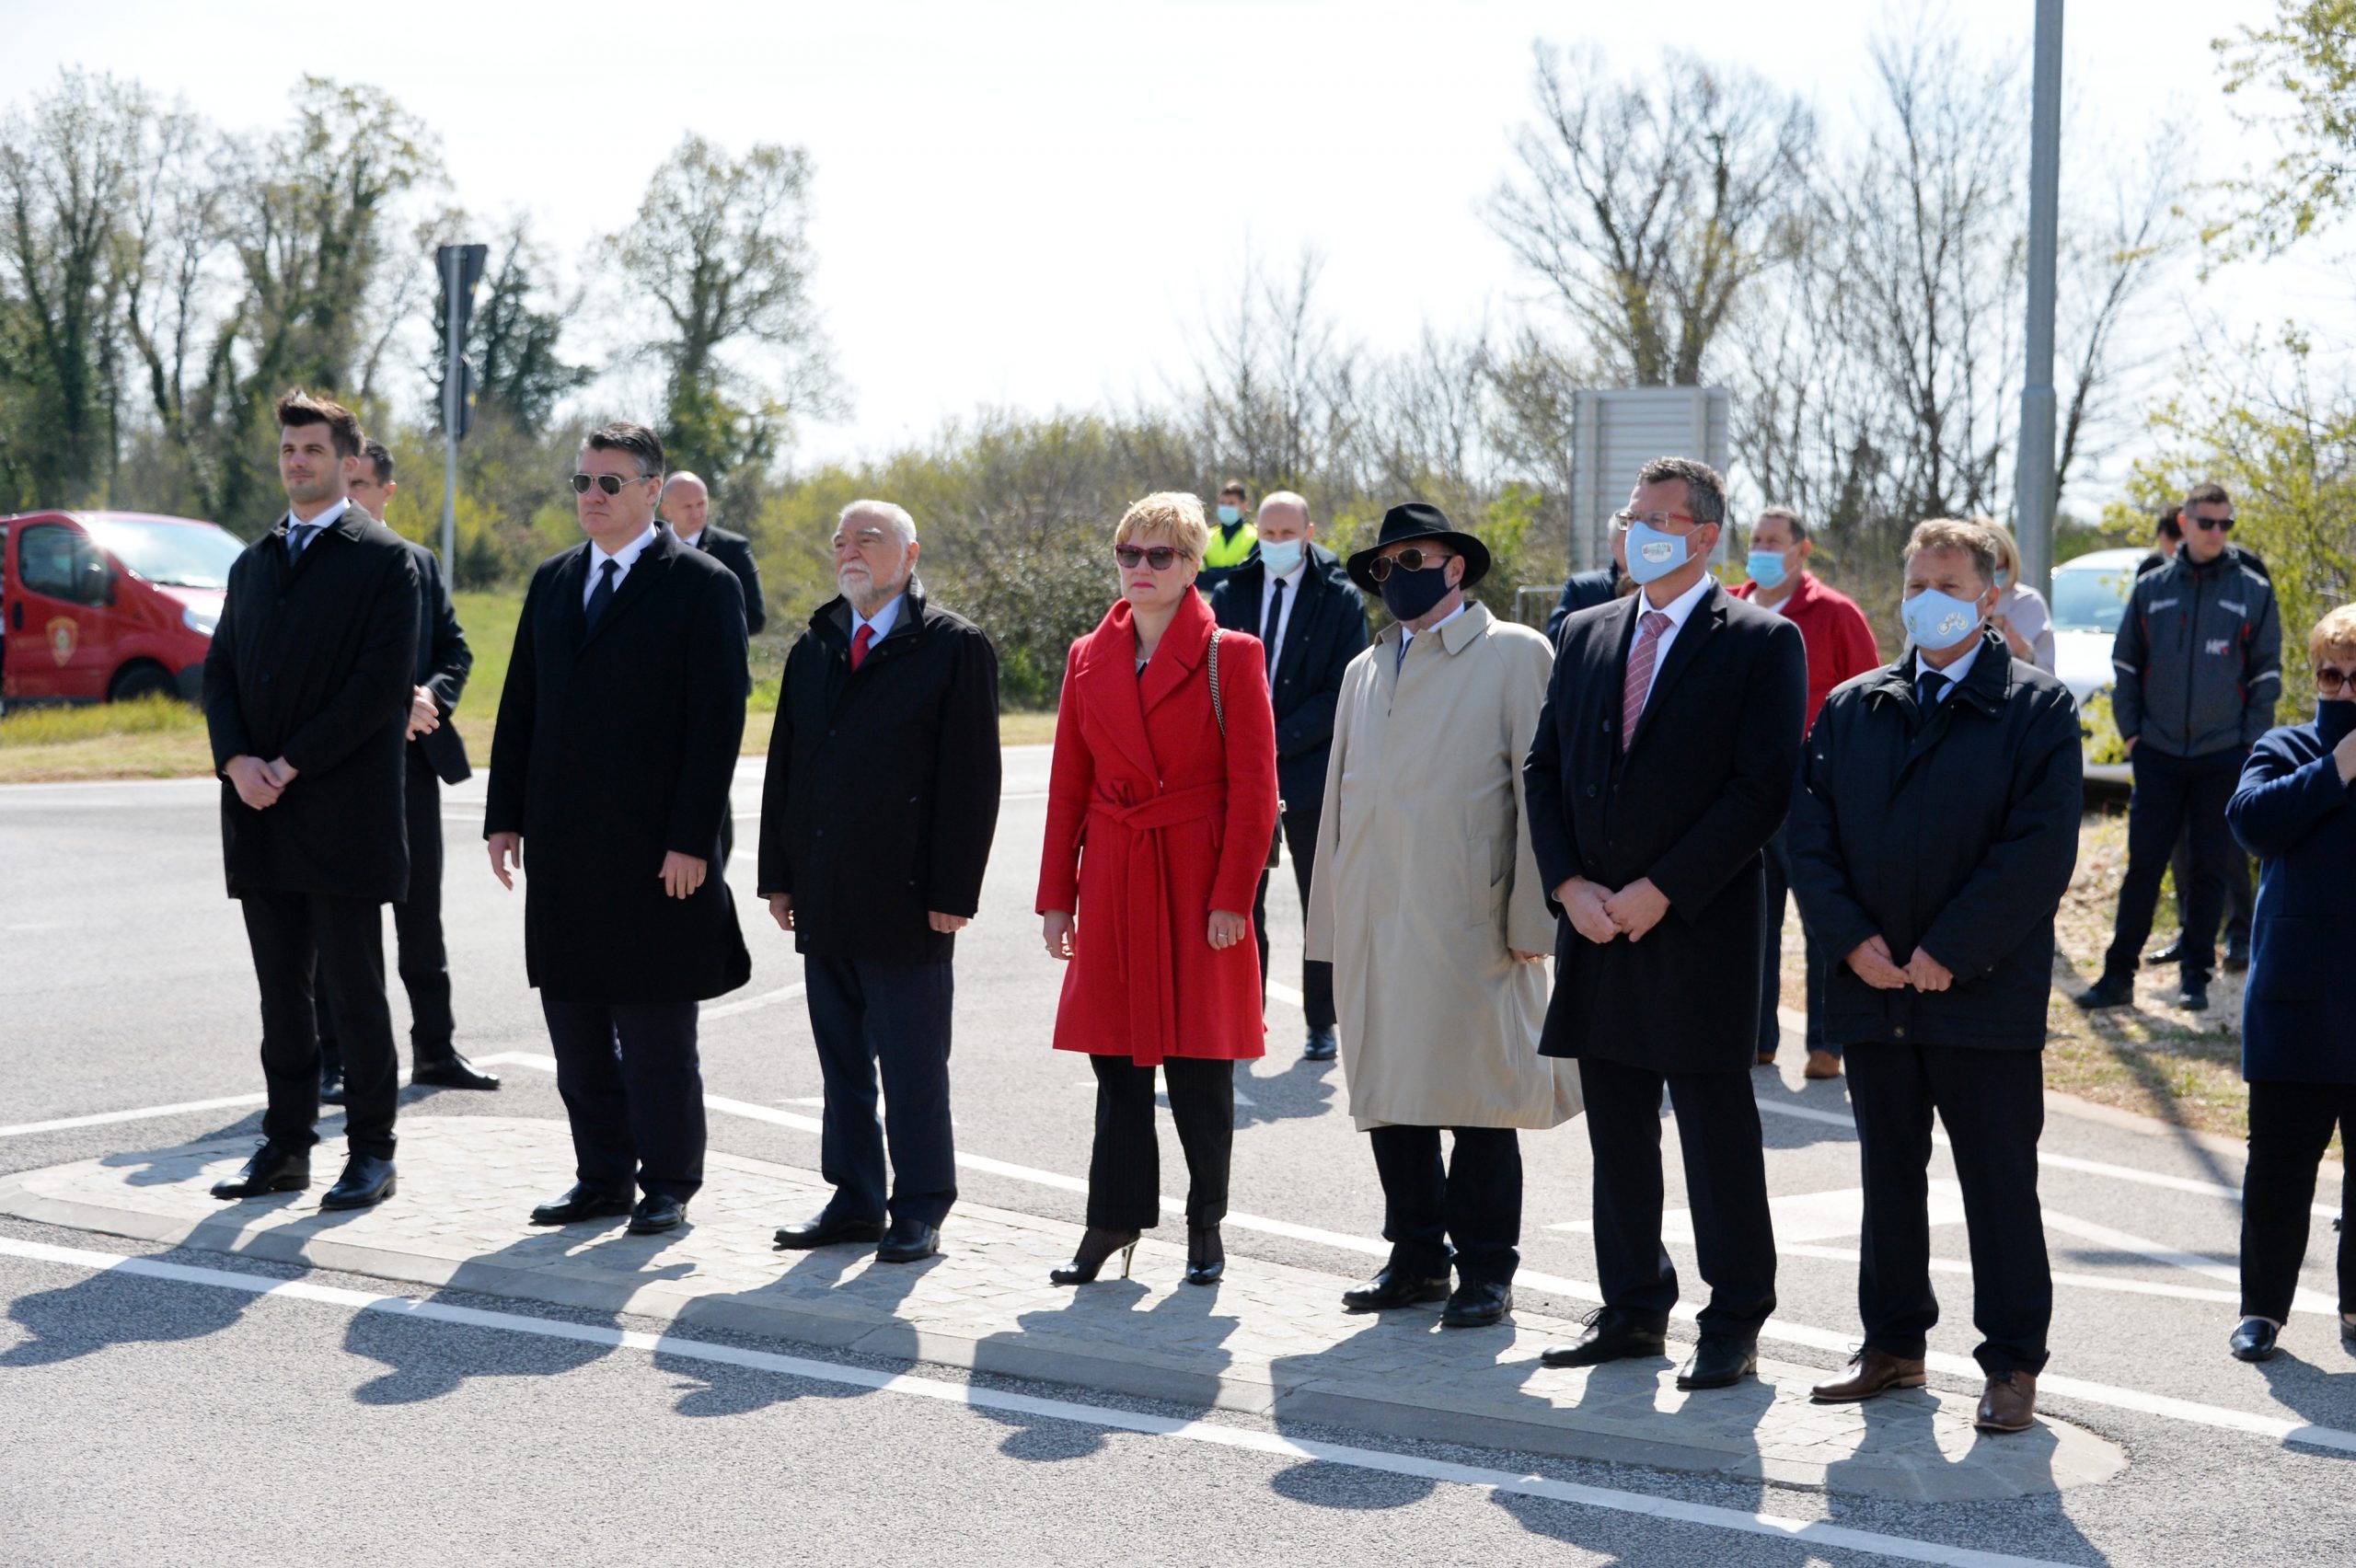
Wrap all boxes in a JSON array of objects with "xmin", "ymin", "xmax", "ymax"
[
  {"xmin": 628, "ymin": 1194, "xmax": 687, "ymax": 1234},
  {"xmin": 2143, "ymin": 937, "xmax": 2183, "ymax": 967},
  {"xmin": 1184, "ymin": 1225, "xmax": 1225, "ymax": 1286},
  {"xmin": 412, "ymin": 1051, "xmax": 501, "ymax": 1090},
  {"xmin": 530, "ymin": 1183, "xmax": 634, "ymax": 1226},
  {"xmin": 1541, "ymin": 1307, "xmax": 1669, "ymax": 1367},
  {"xmin": 318, "ymin": 1067, "xmax": 345, "ymax": 1106},
  {"xmin": 210, "ymin": 1142, "xmax": 310, "ymax": 1200},
  {"xmin": 874, "ymin": 1221, "xmax": 941, "ymax": 1263},
  {"xmin": 2175, "ymin": 981, "xmax": 2211, "ymax": 1012},
  {"xmin": 1676, "ymin": 1335, "xmax": 1760, "ymax": 1389},
  {"xmin": 1440, "ymin": 1279, "xmax": 1512, "ymax": 1328},
  {"xmin": 773, "ymin": 1211, "xmax": 886, "ymax": 1250},
  {"xmin": 1340, "ymin": 1265, "xmax": 1451, "ymax": 1312},
  {"xmin": 1303, "ymin": 1029, "xmax": 1337, "ymax": 1062},
  {"xmin": 2229, "ymin": 1317, "xmax": 2280, "ymax": 1362},
  {"xmin": 2072, "ymin": 975, "xmax": 2133, "ymax": 1009},
  {"xmin": 2223, "ymin": 936, "xmax": 2250, "ymax": 974},
  {"xmin": 320, "ymin": 1154, "xmax": 396, "ymax": 1211}
]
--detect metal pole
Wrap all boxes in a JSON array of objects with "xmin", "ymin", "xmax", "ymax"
[
  {"xmin": 441, "ymin": 247, "xmax": 461, "ymax": 576},
  {"xmin": 2015, "ymin": 0, "xmax": 2064, "ymax": 598}
]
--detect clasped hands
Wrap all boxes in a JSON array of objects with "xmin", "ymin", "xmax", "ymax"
[
  {"xmin": 1553, "ymin": 875, "xmax": 1670, "ymax": 944},
  {"xmin": 1846, "ymin": 934, "xmax": 1953, "ymax": 993},
  {"xmin": 224, "ymin": 754, "xmax": 299, "ymax": 811}
]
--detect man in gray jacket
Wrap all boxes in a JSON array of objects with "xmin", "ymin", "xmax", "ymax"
[{"xmin": 2076, "ymin": 482, "xmax": 2280, "ymax": 1013}]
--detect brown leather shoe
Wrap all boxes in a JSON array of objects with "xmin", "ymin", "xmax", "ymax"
[
  {"xmin": 1755, "ymin": 1051, "xmax": 1778, "ymax": 1066},
  {"xmin": 1803, "ymin": 1049, "xmax": 1843, "ymax": 1080},
  {"xmin": 1975, "ymin": 1370, "xmax": 2038, "ymax": 1432},
  {"xmin": 1810, "ymin": 1349, "xmax": 1926, "ymax": 1402}
]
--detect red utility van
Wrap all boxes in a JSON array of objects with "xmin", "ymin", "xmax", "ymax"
[{"xmin": 1, "ymin": 511, "xmax": 245, "ymax": 705}]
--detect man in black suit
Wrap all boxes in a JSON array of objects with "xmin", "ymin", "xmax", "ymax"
[
  {"xmin": 1542, "ymin": 526, "xmax": 1627, "ymax": 644},
  {"xmin": 202, "ymin": 390, "xmax": 422, "ymax": 1211},
  {"xmin": 1524, "ymin": 455, "xmax": 1807, "ymax": 1390},
  {"xmin": 315, "ymin": 437, "xmax": 499, "ymax": 1102},
  {"xmin": 1207, "ymin": 490, "xmax": 1368, "ymax": 1059},
  {"xmin": 763, "ymin": 500, "xmax": 1002, "ymax": 1263},
  {"xmin": 488, "ymin": 421, "xmax": 752, "ymax": 1236},
  {"xmin": 660, "ymin": 469, "xmax": 764, "ymax": 870}
]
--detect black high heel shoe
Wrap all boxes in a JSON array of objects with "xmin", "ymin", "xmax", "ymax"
[
  {"xmin": 1050, "ymin": 1226, "xmax": 1140, "ymax": 1286},
  {"xmin": 1184, "ymin": 1225, "xmax": 1225, "ymax": 1286}
]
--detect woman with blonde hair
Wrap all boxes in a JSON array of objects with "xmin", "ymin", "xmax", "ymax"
[
  {"xmin": 1971, "ymin": 519, "xmax": 2056, "ymax": 673},
  {"xmin": 1036, "ymin": 491, "xmax": 1279, "ymax": 1286}
]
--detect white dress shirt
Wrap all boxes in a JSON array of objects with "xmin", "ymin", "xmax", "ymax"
[
  {"xmin": 675, "ymin": 528, "xmax": 704, "ymax": 551},
  {"xmin": 283, "ymin": 496, "xmax": 351, "ymax": 557},
  {"xmin": 1914, "ymin": 638, "xmax": 1982, "ymax": 703},
  {"xmin": 1631, "ymin": 572, "xmax": 1714, "ymax": 711},
  {"xmin": 1258, "ymin": 558, "xmax": 1307, "ymax": 682},
  {"xmin": 850, "ymin": 593, "xmax": 905, "ymax": 647},
  {"xmin": 583, "ymin": 523, "xmax": 659, "ymax": 605}
]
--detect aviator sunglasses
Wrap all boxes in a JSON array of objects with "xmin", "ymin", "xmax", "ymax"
[
  {"xmin": 571, "ymin": 471, "xmax": 657, "ymax": 496},
  {"xmin": 1364, "ymin": 547, "xmax": 1454, "ymax": 582}
]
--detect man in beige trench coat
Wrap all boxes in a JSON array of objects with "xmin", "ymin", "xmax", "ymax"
[{"xmin": 1307, "ymin": 502, "xmax": 1582, "ymax": 1329}]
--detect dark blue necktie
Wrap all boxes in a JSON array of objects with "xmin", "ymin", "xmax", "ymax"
[
  {"xmin": 583, "ymin": 559, "xmax": 618, "ymax": 633},
  {"xmin": 1917, "ymin": 669, "xmax": 1948, "ymax": 709},
  {"xmin": 1262, "ymin": 577, "xmax": 1286, "ymax": 682},
  {"xmin": 286, "ymin": 522, "xmax": 318, "ymax": 561}
]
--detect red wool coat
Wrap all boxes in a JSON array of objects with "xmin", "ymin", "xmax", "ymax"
[{"xmin": 1036, "ymin": 592, "xmax": 1280, "ymax": 1065}]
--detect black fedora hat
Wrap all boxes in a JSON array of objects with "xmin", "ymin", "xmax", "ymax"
[{"xmin": 1345, "ymin": 502, "xmax": 1493, "ymax": 595}]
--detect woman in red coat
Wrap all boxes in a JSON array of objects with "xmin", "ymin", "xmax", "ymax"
[{"xmin": 1038, "ymin": 490, "xmax": 1279, "ymax": 1287}]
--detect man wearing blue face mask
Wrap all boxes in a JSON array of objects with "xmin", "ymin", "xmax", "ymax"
[
  {"xmin": 1209, "ymin": 490, "xmax": 1369, "ymax": 1060},
  {"xmin": 1786, "ymin": 518, "xmax": 2083, "ymax": 1435},
  {"xmin": 1196, "ymin": 479, "xmax": 1259, "ymax": 592}
]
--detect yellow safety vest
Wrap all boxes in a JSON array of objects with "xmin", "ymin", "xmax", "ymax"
[{"xmin": 1202, "ymin": 521, "xmax": 1256, "ymax": 571}]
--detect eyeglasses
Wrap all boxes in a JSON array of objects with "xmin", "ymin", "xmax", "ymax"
[
  {"xmin": 1115, "ymin": 545, "xmax": 1186, "ymax": 571},
  {"xmin": 2316, "ymin": 667, "xmax": 2356, "ymax": 694},
  {"xmin": 2185, "ymin": 513, "xmax": 2235, "ymax": 532},
  {"xmin": 1364, "ymin": 547, "xmax": 1454, "ymax": 582},
  {"xmin": 571, "ymin": 472, "xmax": 655, "ymax": 496},
  {"xmin": 1610, "ymin": 511, "xmax": 1701, "ymax": 533}
]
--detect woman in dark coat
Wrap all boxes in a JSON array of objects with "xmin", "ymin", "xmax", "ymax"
[
  {"xmin": 2223, "ymin": 604, "xmax": 2356, "ymax": 1362},
  {"xmin": 1036, "ymin": 491, "xmax": 1279, "ymax": 1286}
]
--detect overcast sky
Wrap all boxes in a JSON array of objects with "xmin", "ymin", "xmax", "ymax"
[{"xmin": 8, "ymin": 0, "xmax": 2346, "ymax": 498}]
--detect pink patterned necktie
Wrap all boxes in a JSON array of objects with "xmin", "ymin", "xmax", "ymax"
[{"xmin": 1621, "ymin": 611, "xmax": 1672, "ymax": 752}]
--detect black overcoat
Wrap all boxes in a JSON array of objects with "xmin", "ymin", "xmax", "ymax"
[
  {"xmin": 2227, "ymin": 710, "xmax": 2356, "ymax": 1085},
  {"xmin": 757, "ymin": 581, "xmax": 1001, "ymax": 965},
  {"xmin": 1524, "ymin": 582, "xmax": 1807, "ymax": 1073},
  {"xmin": 691, "ymin": 524, "xmax": 767, "ymax": 637},
  {"xmin": 203, "ymin": 503, "xmax": 422, "ymax": 904},
  {"xmin": 406, "ymin": 541, "xmax": 473, "ymax": 785},
  {"xmin": 1207, "ymin": 542, "xmax": 1369, "ymax": 809},
  {"xmin": 484, "ymin": 529, "xmax": 751, "ymax": 1004},
  {"xmin": 1786, "ymin": 633, "xmax": 2083, "ymax": 1051}
]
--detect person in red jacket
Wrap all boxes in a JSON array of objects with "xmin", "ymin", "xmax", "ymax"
[
  {"xmin": 1732, "ymin": 505, "xmax": 1882, "ymax": 1079},
  {"xmin": 1037, "ymin": 490, "xmax": 1280, "ymax": 1289}
]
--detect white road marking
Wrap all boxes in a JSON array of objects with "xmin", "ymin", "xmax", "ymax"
[
  {"xmin": 2040, "ymin": 1208, "xmax": 2340, "ymax": 1316},
  {"xmin": 1550, "ymin": 1182, "xmax": 1968, "ymax": 1245},
  {"xmin": 1775, "ymin": 1242, "xmax": 2256, "ymax": 1308},
  {"xmin": 0, "ymin": 1051, "xmax": 543, "ymax": 1140},
  {"xmin": 700, "ymin": 984, "xmax": 806, "ymax": 1020},
  {"xmin": 482, "ymin": 1052, "xmax": 2356, "ymax": 1457},
  {"xmin": 1266, "ymin": 981, "xmax": 1304, "ymax": 1008},
  {"xmin": 0, "ymin": 1236, "xmax": 2076, "ymax": 1568}
]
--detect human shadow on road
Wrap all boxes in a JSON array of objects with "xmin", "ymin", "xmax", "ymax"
[
  {"xmin": 965, "ymin": 1277, "xmax": 1240, "ymax": 1461},
  {"xmin": 1814, "ymin": 1393, "xmax": 2106, "ymax": 1562},
  {"xmin": 341, "ymin": 1224, "xmax": 691, "ymax": 1405},
  {"xmin": 660, "ymin": 1244, "xmax": 944, "ymax": 1419},
  {"xmin": 1231, "ymin": 1055, "xmax": 1341, "ymax": 1130},
  {"xmin": 96, "ymin": 1116, "xmax": 341, "ymax": 1187},
  {"xmin": 2253, "ymin": 1350, "xmax": 2356, "ymax": 1454}
]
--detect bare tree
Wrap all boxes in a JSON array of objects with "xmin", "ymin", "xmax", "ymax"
[{"xmin": 1187, "ymin": 247, "xmax": 1362, "ymax": 493}]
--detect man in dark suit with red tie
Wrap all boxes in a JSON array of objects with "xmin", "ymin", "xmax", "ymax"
[
  {"xmin": 487, "ymin": 421, "xmax": 752, "ymax": 1237},
  {"xmin": 1524, "ymin": 455, "xmax": 1807, "ymax": 1391}
]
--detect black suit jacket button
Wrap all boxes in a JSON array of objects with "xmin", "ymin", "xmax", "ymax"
[
  {"xmin": 1585, "ymin": 785, "xmax": 1597, "ymax": 798},
  {"xmin": 814, "ymin": 828, "xmax": 826, "ymax": 839}
]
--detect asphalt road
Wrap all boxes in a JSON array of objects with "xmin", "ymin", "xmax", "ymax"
[{"xmin": 1, "ymin": 750, "xmax": 2350, "ymax": 1566}]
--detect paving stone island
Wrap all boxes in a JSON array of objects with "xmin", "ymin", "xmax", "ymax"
[{"xmin": 0, "ymin": 1115, "xmax": 2126, "ymax": 1502}]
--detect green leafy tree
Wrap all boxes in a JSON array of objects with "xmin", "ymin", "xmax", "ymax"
[{"xmin": 2211, "ymin": 0, "xmax": 2356, "ymax": 256}]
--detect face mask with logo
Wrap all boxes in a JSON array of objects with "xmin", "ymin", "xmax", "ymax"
[
  {"xmin": 1256, "ymin": 537, "xmax": 1304, "ymax": 577},
  {"xmin": 2317, "ymin": 695, "xmax": 2356, "ymax": 745},
  {"xmin": 1623, "ymin": 519, "xmax": 1695, "ymax": 585},
  {"xmin": 1380, "ymin": 561, "xmax": 1453, "ymax": 622},
  {"xmin": 1217, "ymin": 505, "xmax": 1243, "ymax": 527},
  {"xmin": 1746, "ymin": 548, "xmax": 1788, "ymax": 589},
  {"xmin": 1901, "ymin": 588, "xmax": 1983, "ymax": 651}
]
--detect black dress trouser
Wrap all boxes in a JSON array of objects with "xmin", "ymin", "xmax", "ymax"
[
  {"xmin": 2169, "ymin": 828, "xmax": 2254, "ymax": 949},
  {"xmin": 2104, "ymin": 744, "xmax": 2244, "ymax": 985},
  {"xmin": 803, "ymin": 953, "xmax": 958, "ymax": 1230},
  {"xmin": 1757, "ymin": 826, "xmax": 1833, "ymax": 1060},
  {"xmin": 1084, "ymin": 1055, "xmax": 1232, "ymax": 1231},
  {"xmin": 240, "ymin": 888, "xmax": 398, "ymax": 1160},
  {"xmin": 2240, "ymin": 1079, "xmax": 2356, "ymax": 1322},
  {"xmin": 1579, "ymin": 1055, "xmax": 1778, "ymax": 1337},
  {"xmin": 541, "ymin": 997, "xmax": 706, "ymax": 1202},
  {"xmin": 1252, "ymin": 804, "xmax": 1335, "ymax": 1032},
  {"xmin": 1368, "ymin": 1124, "xmax": 1522, "ymax": 1286},
  {"xmin": 1845, "ymin": 1041, "xmax": 2052, "ymax": 1376},
  {"xmin": 318, "ymin": 750, "xmax": 455, "ymax": 1070}
]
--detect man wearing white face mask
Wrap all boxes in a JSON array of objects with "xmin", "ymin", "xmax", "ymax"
[
  {"xmin": 1786, "ymin": 518, "xmax": 2083, "ymax": 1435},
  {"xmin": 1196, "ymin": 479, "xmax": 1259, "ymax": 592}
]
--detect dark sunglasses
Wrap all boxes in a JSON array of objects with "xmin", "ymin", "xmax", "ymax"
[
  {"xmin": 1115, "ymin": 545, "xmax": 1184, "ymax": 571},
  {"xmin": 1365, "ymin": 547, "xmax": 1453, "ymax": 582},
  {"xmin": 2316, "ymin": 667, "xmax": 2356, "ymax": 694},
  {"xmin": 571, "ymin": 471, "xmax": 654, "ymax": 496},
  {"xmin": 2186, "ymin": 513, "xmax": 2235, "ymax": 532}
]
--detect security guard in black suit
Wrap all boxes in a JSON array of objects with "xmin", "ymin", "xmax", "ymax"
[{"xmin": 661, "ymin": 470, "xmax": 765, "ymax": 868}]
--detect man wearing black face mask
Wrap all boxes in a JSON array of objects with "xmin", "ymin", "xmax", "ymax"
[{"xmin": 1306, "ymin": 503, "xmax": 1579, "ymax": 1332}]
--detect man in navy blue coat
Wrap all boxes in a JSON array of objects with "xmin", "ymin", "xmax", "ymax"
[{"xmin": 2223, "ymin": 604, "xmax": 2356, "ymax": 1363}]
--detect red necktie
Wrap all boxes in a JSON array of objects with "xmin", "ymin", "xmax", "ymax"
[
  {"xmin": 1621, "ymin": 611, "xmax": 1671, "ymax": 752},
  {"xmin": 849, "ymin": 623, "xmax": 875, "ymax": 672}
]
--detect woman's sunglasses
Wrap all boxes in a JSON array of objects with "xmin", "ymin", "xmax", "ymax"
[
  {"xmin": 1115, "ymin": 545, "xmax": 1185, "ymax": 571},
  {"xmin": 1365, "ymin": 547, "xmax": 1453, "ymax": 582},
  {"xmin": 570, "ymin": 472, "xmax": 655, "ymax": 496},
  {"xmin": 2316, "ymin": 666, "xmax": 2356, "ymax": 694}
]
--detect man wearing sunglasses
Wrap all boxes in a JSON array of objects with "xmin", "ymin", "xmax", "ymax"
[
  {"xmin": 2078, "ymin": 482, "xmax": 2281, "ymax": 1014},
  {"xmin": 486, "ymin": 421, "xmax": 753, "ymax": 1237}
]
